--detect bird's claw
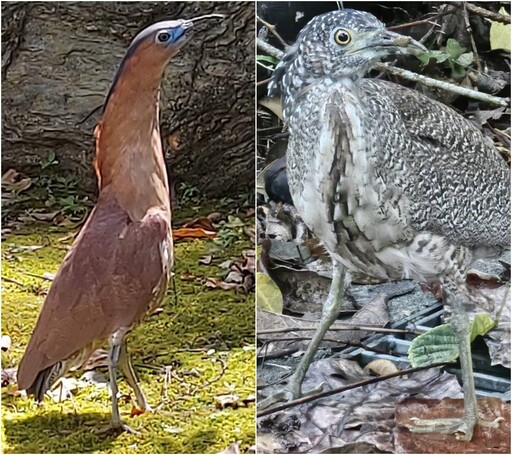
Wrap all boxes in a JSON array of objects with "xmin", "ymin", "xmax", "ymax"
[
  {"xmin": 258, "ymin": 381, "xmax": 325, "ymax": 411},
  {"xmin": 93, "ymin": 421, "xmax": 140, "ymax": 435},
  {"xmin": 406, "ymin": 416, "xmax": 477, "ymax": 441}
]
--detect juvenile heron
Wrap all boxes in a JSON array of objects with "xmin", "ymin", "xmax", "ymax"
[
  {"xmin": 17, "ymin": 14, "xmax": 223, "ymax": 433},
  {"xmin": 262, "ymin": 9, "xmax": 510, "ymax": 441}
]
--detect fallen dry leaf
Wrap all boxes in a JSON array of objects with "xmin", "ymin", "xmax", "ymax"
[
  {"xmin": 215, "ymin": 394, "xmax": 240, "ymax": 409},
  {"xmin": 204, "ymin": 250, "xmax": 255, "ymax": 293},
  {"xmin": 205, "ymin": 277, "xmax": 238, "ymax": 291},
  {"xmin": 173, "ymin": 227, "xmax": 216, "ymax": 240},
  {"xmin": 1, "ymin": 169, "xmax": 19, "ymax": 185},
  {"xmin": 2, "ymin": 169, "xmax": 32, "ymax": 193},
  {"xmin": 31, "ymin": 211, "xmax": 60, "ymax": 222},
  {"xmin": 199, "ymin": 255, "xmax": 213, "ymax": 265},
  {"xmin": 1, "ymin": 367, "xmax": 17, "ymax": 387},
  {"xmin": 364, "ymin": 359, "xmax": 402, "ymax": 377},
  {"xmin": 217, "ymin": 441, "xmax": 241, "ymax": 454},
  {"xmin": 182, "ymin": 216, "xmax": 216, "ymax": 232},
  {"xmin": 258, "ymin": 358, "xmax": 463, "ymax": 453},
  {"xmin": 180, "ymin": 270, "xmax": 199, "ymax": 281},
  {"xmin": 130, "ymin": 407, "xmax": 145, "ymax": 417}
]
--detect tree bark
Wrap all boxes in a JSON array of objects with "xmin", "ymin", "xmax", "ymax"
[{"xmin": 1, "ymin": 1, "xmax": 255, "ymax": 197}]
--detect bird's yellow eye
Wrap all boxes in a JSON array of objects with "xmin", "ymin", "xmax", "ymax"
[{"xmin": 334, "ymin": 29, "xmax": 351, "ymax": 45}]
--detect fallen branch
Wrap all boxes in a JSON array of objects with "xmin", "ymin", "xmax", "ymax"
[
  {"xmin": 258, "ymin": 325, "xmax": 420, "ymax": 336},
  {"xmin": 375, "ymin": 63, "xmax": 509, "ymax": 107},
  {"xmin": 257, "ymin": 16, "xmax": 288, "ymax": 48},
  {"xmin": 462, "ymin": 3, "xmax": 482, "ymax": 72},
  {"xmin": 466, "ymin": 3, "xmax": 511, "ymax": 24},
  {"xmin": 257, "ymin": 361, "xmax": 450, "ymax": 417}
]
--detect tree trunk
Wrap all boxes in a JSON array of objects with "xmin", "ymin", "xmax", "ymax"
[{"xmin": 1, "ymin": 1, "xmax": 255, "ymax": 197}]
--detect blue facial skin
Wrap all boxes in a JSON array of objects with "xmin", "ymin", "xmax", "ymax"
[{"xmin": 165, "ymin": 26, "xmax": 186, "ymax": 44}]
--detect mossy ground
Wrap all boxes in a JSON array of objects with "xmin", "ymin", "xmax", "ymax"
[{"xmin": 1, "ymin": 202, "xmax": 255, "ymax": 454}]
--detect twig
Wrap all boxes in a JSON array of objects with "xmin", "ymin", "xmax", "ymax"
[
  {"xmin": 257, "ymin": 347, "xmax": 300, "ymax": 361},
  {"xmin": 258, "ymin": 125, "xmax": 284, "ymax": 133},
  {"xmin": 17, "ymin": 270, "xmax": 54, "ymax": 281},
  {"xmin": 466, "ymin": 3, "xmax": 511, "ymax": 24},
  {"xmin": 495, "ymin": 283, "xmax": 510, "ymax": 323},
  {"xmin": 375, "ymin": 63, "xmax": 509, "ymax": 107},
  {"xmin": 257, "ymin": 361, "xmax": 450, "ymax": 417},
  {"xmin": 388, "ymin": 8, "xmax": 454, "ymax": 30},
  {"xmin": 201, "ymin": 357, "xmax": 227, "ymax": 388},
  {"xmin": 257, "ymin": 38, "xmax": 510, "ymax": 107},
  {"xmin": 257, "ymin": 337, "xmax": 394, "ymax": 361},
  {"xmin": 257, "ymin": 38, "xmax": 284, "ymax": 60},
  {"xmin": 257, "ymin": 16, "xmax": 288, "ymax": 48},
  {"xmin": 462, "ymin": 3, "xmax": 482, "ymax": 72},
  {"xmin": 2, "ymin": 277, "xmax": 25, "ymax": 287},
  {"xmin": 257, "ymin": 371, "xmax": 292, "ymax": 390},
  {"xmin": 419, "ymin": 23, "xmax": 439, "ymax": 44},
  {"xmin": 258, "ymin": 326, "xmax": 420, "ymax": 335},
  {"xmin": 257, "ymin": 77, "xmax": 272, "ymax": 87},
  {"xmin": 259, "ymin": 336, "xmax": 344, "ymax": 347}
]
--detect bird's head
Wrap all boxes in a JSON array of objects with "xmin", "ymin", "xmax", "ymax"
[
  {"xmin": 105, "ymin": 14, "xmax": 223, "ymax": 107},
  {"xmin": 270, "ymin": 9, "xmax": 426, "ymax": 98},
  {"xmin": 127, "ymin": 14, "xmax": 224, "ymax": 62}
]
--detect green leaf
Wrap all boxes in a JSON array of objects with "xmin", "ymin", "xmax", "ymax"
[
  {"xmin": 257, "ymin": 54, "xmax": 278, "ymax": 66},
  {"xmin": 417, "ymin": 50, "xmax": 450, "ymax": 65},
  {"xmin": 451, "ymin": 63, "xmax": 467, "ymax": 79},
  {"xmin": 470, "ymin": 313, "xmax": 495, "ymax": 341},
  {"xmin": 445, "ymin": 38, "xmax": 463, "ymax": 59},
  {"xmin": 432, "ymin": 52, "xmax": 450, "ymax": 64},
  {"xmin": 409, "ymin": 324, "xmax": 459, "ymax": 367},
  {"xmin": 456, "ymin": 52, "xmax": 474, "ymax": 68},
  {"xmin": 417, "ymin": 52, "xmax": 432, "ymax": 65},
  {"xmin": 408, "ymin": 314, "xmax": 496, "ymax": 367},
  {"xmin": 256, "ymin": 272, "xmax": 283, "ymax": 314},
  {"xmin": 490, "ymin": 7, "xmax": 511, "ymax": 52}
]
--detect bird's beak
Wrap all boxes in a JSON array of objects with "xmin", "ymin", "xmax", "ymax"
[
  {"xmin": 348, "ymin": 29, "xmax": 427, "ymax": 57},
  {"xmin": 180, "ymin": 13, "xmax": 225, "ymax": 30}
]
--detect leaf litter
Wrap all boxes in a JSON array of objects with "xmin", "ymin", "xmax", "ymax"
[{"xmin": 257, "ymin": 201, "xmax": 510, "ymax": 453}]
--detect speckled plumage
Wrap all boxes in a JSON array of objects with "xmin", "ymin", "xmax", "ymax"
[
  {"xmin": 262, "ymin": 10, "xmax": 510, "ymax": 438},
  {"xmin": 271, "ymin": 9, "xmax": 510, "ymax": 284}
]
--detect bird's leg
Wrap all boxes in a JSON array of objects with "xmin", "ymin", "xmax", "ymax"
[
  {"xmin": 119, "ymin": 342, "xmax": 152, "ymax": 413},
  {"xmin": 407, "ymin": 280, "xmax": 479, "ymax": 441},
  {"xmin": 95, "ymin": 334, "xmax": 138, "ymax": 434},
  {"xmin": 259, "ymin": 261, "xmax": 346, "ymax": 409}
]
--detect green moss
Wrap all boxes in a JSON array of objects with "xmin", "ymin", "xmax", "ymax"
[{"xmin": 1, "ymin": 213, "xmax": 255, "ymax": 453}]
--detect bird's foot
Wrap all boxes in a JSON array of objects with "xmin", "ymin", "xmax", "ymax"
[
  {"xmin": 258, "ymin": 380, "xmax": 325, "ymax": 411},
  {"xmin": 94, "ymin": 420, "xmax": 140, "ymax": 435},
  {"xmin": 406, "ymin": 416, "xmax": 478, "ymax": 441}
]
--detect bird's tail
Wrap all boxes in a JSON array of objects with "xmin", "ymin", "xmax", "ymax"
[{"xmin": 25, "ymin": 362, "xmax": 65, "ymax": 402}]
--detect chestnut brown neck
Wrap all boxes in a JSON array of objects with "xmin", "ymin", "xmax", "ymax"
[{"xmin": 94, "ymin": 51, "xmax": 170, "ymax": 222}]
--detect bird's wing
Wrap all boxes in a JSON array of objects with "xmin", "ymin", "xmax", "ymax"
[
  {"xmin": 362, "ymin": 79, "xmax": 510, "ymax": 249},
  {"xmin": 17, "ymin": 186, "xmax": 172, "ymax": 390}
]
